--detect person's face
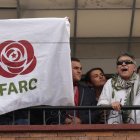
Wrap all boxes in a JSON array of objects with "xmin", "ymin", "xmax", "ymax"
[
  {"xmin": 116, "ymin": 56, "xmax": 136, "ymax": 80},
  {"xmin": 90, "ymin": 70, "xmax": 106, "ymax": 87},
  {"xmin": 71, "ymin": 61, "xmax": 82, "ymax": 82}
]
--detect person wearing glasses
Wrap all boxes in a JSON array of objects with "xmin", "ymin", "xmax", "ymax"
[{"xmin": 97, "ymin": 53, "xmax": 140, "ymax": 124}]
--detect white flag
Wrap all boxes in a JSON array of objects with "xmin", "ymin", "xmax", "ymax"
[{"xmin": 0, "ymin": 18, "xmax": 74, "ymax": 115}]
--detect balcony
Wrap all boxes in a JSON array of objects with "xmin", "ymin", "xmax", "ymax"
[{"xmin": 0, "ymin": 106, "xmax": 140, "ymax": 139}]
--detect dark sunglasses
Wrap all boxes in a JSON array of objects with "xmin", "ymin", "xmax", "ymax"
[{"xmin": 117, "ymin": 60, "xmax": 134, "ymax": 65}]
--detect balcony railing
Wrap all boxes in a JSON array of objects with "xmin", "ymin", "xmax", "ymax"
[{"xmin": 0, "ymin": 106, "xmax": 140, "ymax": 125}]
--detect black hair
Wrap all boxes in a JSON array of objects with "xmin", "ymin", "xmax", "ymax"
[
  {"xmin": 71, "ymin": 57, "xmax": 80, "ymax": 62},
  {"xmin": 85, "ymin": 67, "xmax": 105, "ymax": 83}
]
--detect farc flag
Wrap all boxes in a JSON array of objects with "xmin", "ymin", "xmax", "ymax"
[{"xmin": 0, "ymin": 18, "xmax": 74, "ymax": 115}]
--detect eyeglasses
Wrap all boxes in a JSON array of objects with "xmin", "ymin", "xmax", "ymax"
[{"xmin": 117, "ymin": 60, "xmax": 134, "ymax": 65}]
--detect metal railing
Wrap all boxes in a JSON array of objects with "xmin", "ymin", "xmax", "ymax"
[{"xmin": 0, "ymin": 105, "xmax": 140, "ymax": 125}]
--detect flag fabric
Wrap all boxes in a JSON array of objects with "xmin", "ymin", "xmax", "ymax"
[{"xmin": 0, "ymin": 18, "xmax": 74, "ymax": 115}]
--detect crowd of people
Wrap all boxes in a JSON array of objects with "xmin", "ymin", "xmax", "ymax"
[
  {"xmin": 0, "ymin": 53, "xmax": 140, "ymax": 125},
  {"xmin": 68, "ymin": 53, "xmax": 140, "ymax": 124}
]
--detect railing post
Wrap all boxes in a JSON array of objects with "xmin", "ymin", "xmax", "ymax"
[
  {"xmin": 88, "ymin": 109, "xmax": 91, "ymax": 124},
  {"xmin": 43, "ymin": 109, "xmax": 46, "ymax": 125},
  {"xmin": 28, "ymin": 109, "xmax": 30, "ymax": 125},
  {"xmin": 58, "ymin": 109, "xmax": 61, "ymax": 125},
  {"xmin": 134, "ymin": 110, "xmax": 137, "ymax": 124}
]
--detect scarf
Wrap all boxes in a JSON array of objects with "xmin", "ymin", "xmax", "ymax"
[{"xmin": 111, "ymin": 73, "xmax": 137, "ymax": 123}]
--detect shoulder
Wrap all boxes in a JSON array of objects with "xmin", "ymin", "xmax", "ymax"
[
  {"xmin": 78, "ymin": 81, "xmax": 91, "ymax": 89},
  {"xmin": 101, "ymin": 78, "xmax": 113, "ymax": 94},
  {"xmin": 104, "ymin": 78, "xmax": 112, "ymax": 87},
  {"xmin": 78, "ymin": 82, "xmax": 95, "ymax": 94},
  {"xmin": 78, "ymin": 82, "xmax": 94, "ymax": 90},
  {"xmin": 136, "ymin": 74, "xmax": 140, "ymax": 80}
]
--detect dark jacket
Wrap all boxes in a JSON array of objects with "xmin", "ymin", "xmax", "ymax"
[
  {"xmin": 42, "ymin": 83, "xmax": 99, "ymax": 125},
  {"xmin": 77, "ymin": 83, "xmax": 99, "ymax": 124},
  {"xmin": 30, "ymin": 83, "xmax": 99, "ymax": 125}
]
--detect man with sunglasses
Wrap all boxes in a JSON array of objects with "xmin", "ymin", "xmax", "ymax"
[{"xmin": 98, "ymin": 53, "xmax": 140, "ymax": 124}]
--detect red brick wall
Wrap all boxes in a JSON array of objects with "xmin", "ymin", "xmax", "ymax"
[
  {"xmin": 0, "ymin": 124, "xmax": 140, "ymax": 140},
  {"xmin": 0, "ymin": 131, "xmax": 140, "ymax": 140}
]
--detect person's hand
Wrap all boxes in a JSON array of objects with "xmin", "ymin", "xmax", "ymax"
[
  {"xmin": 65, "ymin": 117, "xmax": 73, "ymax": 124},
  {"xmin": 65, "ymin": 114, "xmax": 81, "ymax": 124},
  {"xmin": 111, "ymin": 101, "xmax": 122, "ymax": 111},
  {"xmin": 71, "ymin": 116, "xmax": 81, "ymax": 124},
  {"xmin": 65, "ymin": 17, "xmax": 70, "ymax": 22}
]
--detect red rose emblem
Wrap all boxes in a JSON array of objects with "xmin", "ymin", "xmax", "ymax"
[{"xmin": 0, "ymin": 40, "xmax": 37, "ymax": 78}]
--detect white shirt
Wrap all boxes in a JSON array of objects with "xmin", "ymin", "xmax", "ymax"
[{"xmin": 98, "ymin": 75, "xmax": 140, "ymax": 124}]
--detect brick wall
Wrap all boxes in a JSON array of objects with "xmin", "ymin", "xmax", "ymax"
[{"xmin": 0, "ymin": 124, "xmax": 140, "ymax": 140}]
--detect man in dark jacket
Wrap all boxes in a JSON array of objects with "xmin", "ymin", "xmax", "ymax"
[{"xmin": 65, "ymin": 57, "xmax": 99, "ymax": 124}]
